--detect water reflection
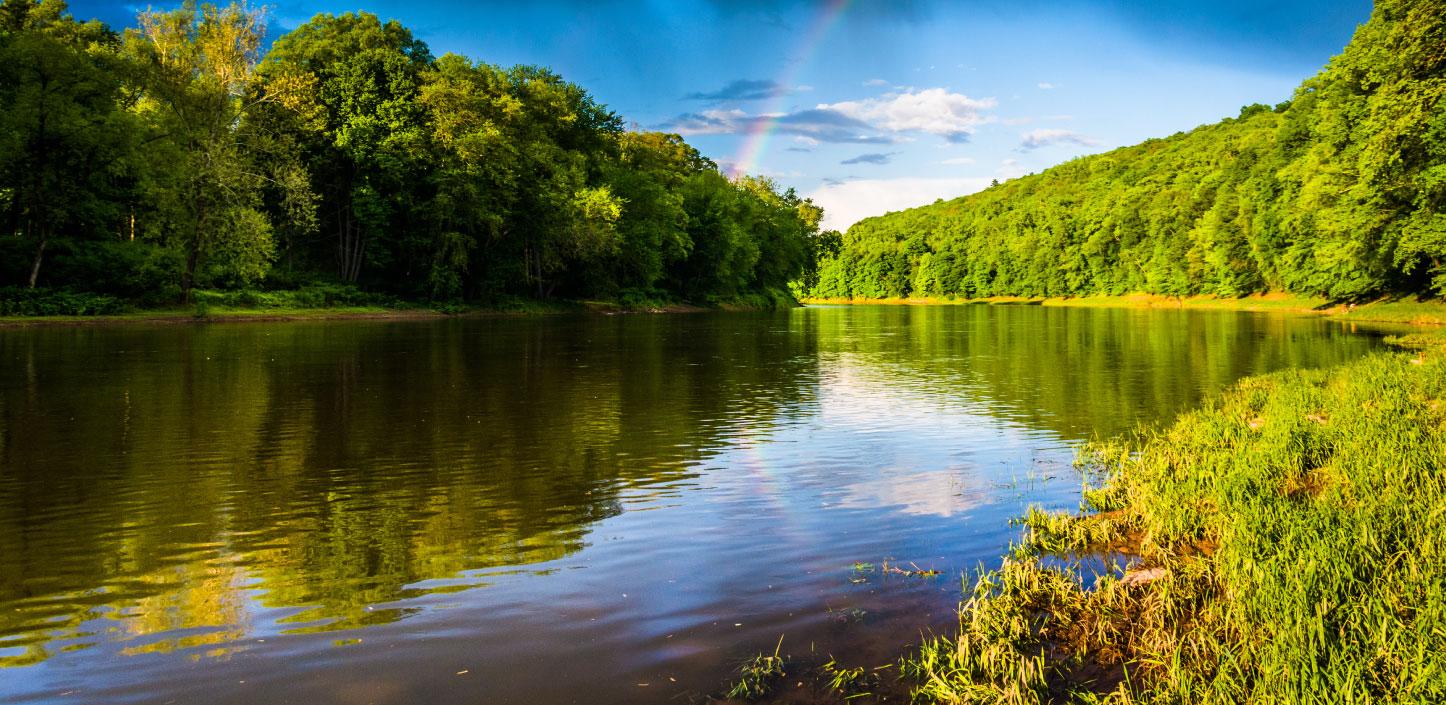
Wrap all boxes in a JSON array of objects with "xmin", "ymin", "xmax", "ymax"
[
  {"xmin": 0, "ymin": 305, "xmax": 1384, "ymax": 703},
  {"xmin": 0, "ymin": 316, "xmax": 822, "ymax": 667}
]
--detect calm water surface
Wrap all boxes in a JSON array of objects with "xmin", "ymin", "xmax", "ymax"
[{"xmin": 0, "ymin": 305, "xmax": 1385, "ymax": 704}]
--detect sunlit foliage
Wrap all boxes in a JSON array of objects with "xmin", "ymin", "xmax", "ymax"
[
  {"xmin": 0, "ymin": 1, "xmax": 825, "ymax": 307},
  {"xmin": 810, "ymin": 0, "xmax": 1445, "ymax": 302}
]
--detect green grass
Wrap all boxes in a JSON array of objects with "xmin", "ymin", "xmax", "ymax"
[
  {"xmin": 803, "ymin": 292, "xmax": 1446, "ymax": 327},
  {"xmin": 0, "ymin": 305, "xmax": 433, "ymax": 327},
  {"xmin": 1333, "ymin": 297, "xmax": 1446, "ymax": 326},
  {"xmin": 821, "ymin": 656, "xmax": 877, "ymax": 698},
  {"xmin": 726, "ymin": 635, "xmax": 789, "ymax": 700},
  {"xmin": 902, "ymin": 329, "xmax": 1446, "ymax": 703},
  {"xmin": 0, "ymin": 285, "xmax": 796, "ymax": 327}
]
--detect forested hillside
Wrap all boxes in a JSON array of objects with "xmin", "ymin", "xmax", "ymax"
[
  {"xmin": 0, "ymin": 0, "xmax": 823, "ymax": 312},
  {"xmin": 808, "ymin": 0, "xmax": 1445, "ymax": 302}
]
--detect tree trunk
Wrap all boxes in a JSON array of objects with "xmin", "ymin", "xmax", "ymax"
[
  {"xmin": 182, "ymin": 243, "xmax": 200, "ymax": 304},
  {"xmin": 30, "ymin": 84, "xmax": 49, "ymax": 290},
  {"xmin": 27, "ymin": 230, "xmax": 47, "ymax": 289},
  {"xmin": 183, "ymin": 192, "xmax": 206, "ymax": 304},
  {"xmin": 348, "ymin": 231, "xmax": 365, "ymax": 283},
  {"xmin": 338, "ymin": 207, "xmax": 365, "ymax": 284}
]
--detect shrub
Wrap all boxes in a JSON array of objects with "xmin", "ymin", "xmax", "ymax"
[
  {"xmin": 0, "ymin": 288, "xmax": 127, "ymax": 316},
  {"xmin": 190, "ymin": 284, "xmax": 401, "ymax": 310}
]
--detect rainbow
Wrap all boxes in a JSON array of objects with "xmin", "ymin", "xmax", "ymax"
[{"xmin": 729, "ymin": 0, "xmax": 853, "ymax": 177}]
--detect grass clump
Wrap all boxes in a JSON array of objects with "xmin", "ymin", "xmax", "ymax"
[
  {"xmin": 726, "ymin": 635, "xmax": 788, "ymax": 700},
  {"xmin": 821, "ymin": 656, "xmax": 882, "ymax": 699},
  {"xmin": 904, "ymin": 332, "xmax": 1446, "ymax": 703}
]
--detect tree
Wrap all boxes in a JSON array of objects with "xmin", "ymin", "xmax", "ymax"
[
  {"xmin": 600, "ymin": 132, "xmax": 708, "ymax": 294},
  {"xmin": 126, "ymin": 1, "xmax": 309, "ymax": 300},
  {"xmin": 258, "ymin": 12, "xmax": 432, "ymax": 285},
  {"xmin": 414, "ymin": 53, "xmax": 518, "ymax": 299},
  {"xmin": 0, "ymin": 1, "xmax": 826, "ymax": 309},
  {"xmin": 0, "ymin": 0, "xmax": 133, "ymax": 288},
  {"xmin": 806, "ymin": 0, "xmax": 1446, "ymax": 304}
]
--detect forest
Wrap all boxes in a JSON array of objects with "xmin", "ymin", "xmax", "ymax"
[
  {"xmin": 807, "ymin": 0, "xmax": 1445, "ymax": 303},
  {"xmin": 0, "ymin": 0, "xmax": 826, "ymax": 314}
]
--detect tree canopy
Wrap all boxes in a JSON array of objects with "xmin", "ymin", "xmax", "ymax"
[
  {"xmin": 0, "ymin": 0, "xmax": 825, "ymax": 308},
  {"xmin": 808, "ymin": 0, "xmax": 1446, "ymax": 303}
]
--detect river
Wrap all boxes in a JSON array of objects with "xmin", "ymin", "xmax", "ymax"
[{"xmin": 0, "ymin": 304, "xmax": 1385, "ymax": 704}]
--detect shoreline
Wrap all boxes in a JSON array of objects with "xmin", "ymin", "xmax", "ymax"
[
  {"xmin": 801, "ymin": 293, "xmax": 1446, "ymax": 327},
  {"xmin": 893, "ymin": 321, "xmax": 1446, "ymax": 702},
  {"xmin": 0, "ymin": 298, "xmax": 771, "ymax": 329},
  {"xmin": 8, "ymin": 292, "xmax": 1445, "ymax": 330}
]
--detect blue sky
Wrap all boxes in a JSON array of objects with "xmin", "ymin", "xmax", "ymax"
[{"xmin": 74, "ymin": 0, "xmax": 1371, "ymax": 229}]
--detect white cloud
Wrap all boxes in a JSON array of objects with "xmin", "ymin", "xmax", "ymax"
[
  {"xmin": 997, "ymin": 158, "xmax": 1028, "ymax": 179},
  {"xmin": 940, "ymin": 156, "xmax": 977, "ymax": 165},
  {"xmin": 659, "ymin": 108, "xmax": 891, "ymax": 144},
  {"xmin": 863, "ymin": 78, "xmax": 890, "ymax": 87},
  {"xmin": 820, "ymin": 88, "xmax": 997, "ymax": 143},
  {"xmin": 809, "ymin": 177, "xmax": 993, "ymax": 231},
  {"xmin": 1019, "ymin": 128, "xmax": 1100, "ymax": 150},
  {"xmin": 1037, "ymin": 82, "xmax": 1057, "ymax": 90}
]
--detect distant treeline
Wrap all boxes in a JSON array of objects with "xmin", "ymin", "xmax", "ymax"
[
  {"xmin": 0, "ymin": 0, "xmax": 825, "ymax": 308},
  {"xmin": 808, "ymin": 0, "xmax": 1445, "ymax": 302}
]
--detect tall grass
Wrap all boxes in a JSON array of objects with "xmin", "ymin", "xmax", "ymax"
[{"xmin": 904, "ymin": 332, "xmax": 1446, "ymax": 703}]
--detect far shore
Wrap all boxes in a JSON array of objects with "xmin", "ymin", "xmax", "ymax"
[
  {"xmin": 802, "ymin": 293, "xmax": 1446, "ymax": 327},
  {"xmin": 0, "ymin": 298, "xmax": 761, "ymax": 329},
  {"xmin": 5, "ymin": 292, "xmax": 1445, "ymax": 329}
]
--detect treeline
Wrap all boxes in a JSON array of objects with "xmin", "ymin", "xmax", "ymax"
[
  {"xmin": 0, "ymin": 0, "xmax": 824, "ymax": 310},
  {"xmin": 809, "ymin": 0, "xmax": 1445, "ymax": 302}
]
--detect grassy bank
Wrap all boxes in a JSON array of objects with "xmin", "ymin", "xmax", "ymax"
[
  {"xmin": 900, "ymin": 329, "xmax": 1446, "ymax": 703},
  {"xmin": 0, "ymin": 306, "xmax": 426, "ymax": 327},
  {"xmin": 0, "ymin": 287, "xmax": 798, "ymax": 328},
  {"xmin": 802, "ymin": 293, "xmax": 1446, "ymax": 327}
]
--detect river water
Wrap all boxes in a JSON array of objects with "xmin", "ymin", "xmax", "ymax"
[{"xmin": 0, "ymin": 304, "xmax": 1385, "ymax": 704}]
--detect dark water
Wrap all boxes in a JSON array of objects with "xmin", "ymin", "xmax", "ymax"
[{"xmin": 0, "ymin": 305, "xmax": 1384, "ymax": 704}]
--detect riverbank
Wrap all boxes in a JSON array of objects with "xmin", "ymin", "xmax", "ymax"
[
  {"xmin": 802, "ymin": 293, "xmax": 1446, "ymax": 327},
  {"xmin": 898, "ymin": 326, "xmax": 1446, "ymax": 703},
  {"xmin": 0, "ymin": 296, "xmax": 786, "ymax": 328}
]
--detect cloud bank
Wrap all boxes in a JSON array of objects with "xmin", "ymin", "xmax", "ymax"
[
  {"xmin": 841, "ymin": 152, "xmax": 897, "ymax": 165},
  {"xmin": 1019, "ymin": 128, "xmax": 1100, "ymax": 150},
  {"xmin": 660, "ymin": 108, "xmax": 892, "ymax": 144},
  {"xmin": 821, "ymin": 88, "xmax": 996, "ymax": 143},
  {"xmin": 660, "ymin": 87, "xmax": 997, "ymax": 145},
  {"xmin": 809, "ymin": 177, "xmax": 994, "ymax": 231}
]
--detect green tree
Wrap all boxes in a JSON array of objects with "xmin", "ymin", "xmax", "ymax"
[
  {"xmin": 258, "ymin": 11, "xmax": 432, "ymax": 285},
  {"xmin": 126, "ymin": 1, "xmax": 307, "ymax": 299},
  {"xmin": 414, "ymin": 53, "xmax": 514, "ymax": 298},
  {"xmin": 0, "ymin": 1, "xmax": 826, "ymax": 310},
  {"xmin": 807, "ymin": 0, "xmax": 1446, "ymax": 304},
  {"xmin": 0, "ymin": 0, "xmax": 133, "ymax": 288}
]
